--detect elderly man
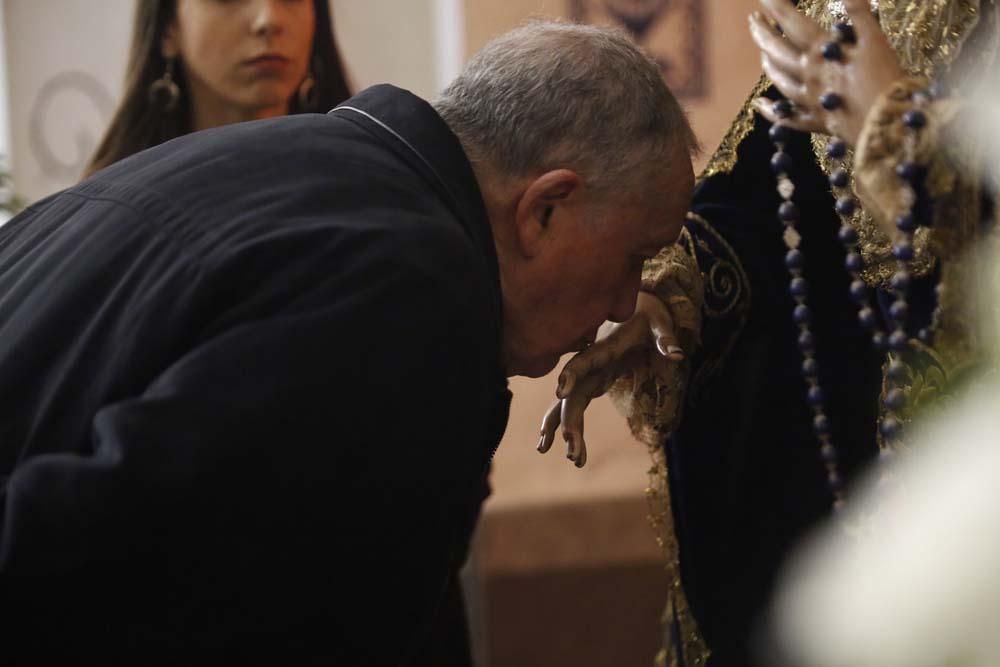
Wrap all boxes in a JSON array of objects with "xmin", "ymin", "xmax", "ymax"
[{"xmin": 0, "ymin": 20, "xmax": 695, "ymax": 664}]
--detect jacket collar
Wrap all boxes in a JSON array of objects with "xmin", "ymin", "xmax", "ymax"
[
  {"xmin": 330, "ymin": 85, "xmax": 509, "ymax": 385},
  {"xmin": 330, "ymin": 85, "xmax": 493, "ymax": 269}
]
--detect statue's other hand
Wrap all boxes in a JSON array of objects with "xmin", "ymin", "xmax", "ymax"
[{"xmin": 749, "ymin": 0, "xmax": 906, "ymax": 146}]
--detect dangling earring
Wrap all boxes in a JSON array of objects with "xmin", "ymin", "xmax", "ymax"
[
  {"xmin": 149, "ymin": 57, "xmax": 180, "ymax": 112},
  {"xmin": 297, "ymin": 70, "xmax": 317, "ymax": 111}
]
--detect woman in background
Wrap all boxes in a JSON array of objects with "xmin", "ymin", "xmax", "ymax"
[{"xmin": 85, "ymin": 0, "xmax": 351, "ymax": 176}]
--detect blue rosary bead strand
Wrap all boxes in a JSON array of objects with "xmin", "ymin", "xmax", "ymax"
[
  {"xmin": 919, "ymin": 83, "xmax": 950, "ymax": 346},
  {"xmin": 770, "ymin": 109, "xmax": 846, "ymax": 508},
  {"xmin": 880, "ymin": 90, "xmax": 932, "ymax": 447},
  {"xmin": 825, "ymin": 138, "xmax": 888, "ymax": 352},
  {"xmin": 833, "ymin": 21, "xmax": 857, "ymax": 45}
]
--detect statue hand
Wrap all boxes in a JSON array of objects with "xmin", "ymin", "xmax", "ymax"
[
  {"xmin": 749, "ymin": 0, "xmax": 906, "ymax": 145},
  {"xmin": 536, "ymin": 291, "xmax": 687, "ymax": 468}
]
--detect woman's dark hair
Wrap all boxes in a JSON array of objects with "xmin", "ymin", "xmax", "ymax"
[{"xmin": 85, "ymin": 0, "xmax": 350, "ymax": 177}]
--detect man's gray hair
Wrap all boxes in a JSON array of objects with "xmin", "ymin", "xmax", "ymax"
[{"xmin": 434, "ymin": 19, "xmax": 699, "ymax": 192}]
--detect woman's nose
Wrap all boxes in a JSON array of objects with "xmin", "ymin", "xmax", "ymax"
[{"xmin": 251, "ymin": 0, "xmax": 286, "ymax": 38}]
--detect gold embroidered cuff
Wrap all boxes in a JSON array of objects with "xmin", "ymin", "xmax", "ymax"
[
  {"xmin": 608, "ymin": 232, "xmax": 704, "ymax": 445},
  {"xmin": 853, "ymin": 77, "xmax": 964, "ymax": 282}
]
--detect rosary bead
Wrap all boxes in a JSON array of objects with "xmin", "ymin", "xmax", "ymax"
[
  {"xmin": 829, "ymin": 168, "xmax": 850, "ymax": 189},
  {"xmin": 895, "ymin": 212, "xmax": 916, "ymax": 232},
  {"xmin": 833, "ymin": 21, "xmax": 857, "ymax": 44},
  {"xmin": 820, "ymin": 442, "xmax": 838, "ymax": 464},
  {"xmin": 769, "ymin": 123, "xmax": 793, "ymax": 144},
  {"xmin": 883, "ymin": 388, "xmax": 906, "ymax": 412},
  {"xmin": 917, "ymin": 328, "xmax": 934, "ymax": 345},
  {"xmin": 789, "ymin": 276, "xmax": 808, "ymax": 297},
  {"xmin": 849, "ymin": 279, "xmax": 868, "ymax": 302},
  {"xmin": 807, "ymin": 385, "xmax": 825, "ymax": 406},
  {"xmin": 858, "ymin": 307, "xmax": 876, "ymax": 330},
  {"xmin": 821, "ymin": 41, "xmax": 843, "ymax": 61},
  {"xmin": 773, "ymin": 98, "xmax": 795, "ymax": 119},
  {"xmin": 887, "ymin": 360, "xmax": 908, "ymax": 381},
  {"xmin": 889, "ymin": 299, "xmax": 909, "ymax": 322},
  {"xmin": 771, "ymin": 151, "xmax": 793, "ymax": 174},
  {"xmin": 880, "ymin": 425, "xmax": 901, "ymax": 445},
  {"xmin": 892, "ymin": 240, "xmax": 915, "ymax": 261},
  {"xmin": 835, "ymin": 196, "xmax": 857, "ymax": 217},
  {"xmin": 888, "ymin": 329, "xmax": 909, "ymax": 351},
  {"xmin": 890, "ymin": 270, "xmax": 911, "ymax": 291},
  {"xmin": 802, "ymin": 357, "xmax": 819, "ymax": 378},
  {"xmin": 785, "ymin": 248, "xmax": 804, "ymax": 269},
  {"xmin": 813, "ymin": 414, "xmax": 832, "ymax": 435},
  {"xmin": 793, "ymin": 304, "xmax": 811, "ymax": 324},
  {"xmin": 820, "ymin": 92, "xmax": 843, "ymax": 111},
  {"xmin": 826, "ymin": 139, "xmax": 848, "ymax": 159},
  {"xmin": 902, "ymin": 109, "xmax": 927, "ymax": 129},
  {"xmin": 778, "ymin": 201, "xmax": 800, "ymax": 222},
  {"xmin": 845, "ymin": 251, "xmax": 864, "ymax": 273},
  {"xmin": 880, "ymin": 416, "xmax": 901, "ymax": 440},
  {"xmin": 826, "ymin": 470, "xmax": 844, "ymax": 492},
  {"xmin": 838, "ymin": 226, "xmax": 859, "ymax": 246},
  {"xmin": 798, "ymin": 330, "xmax": 816, "ymax": 353},
  {"xmin": 895, "ymin": 161, "xmax": 922, "ymax": 183},
  {"xmin": 872, "ymin": 331, "xmax": 888, "ymax": 351}
]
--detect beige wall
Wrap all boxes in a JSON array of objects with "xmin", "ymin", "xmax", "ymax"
[
  {"xmin": 4, "ymin": 0, "xmax": 132, "ymax": 203},
  {"xmin": 331, "ymin": 0, "xmax": 442, "ymax": 100},
  {"xmin": 2, "ymin": 1, "xmax": 454, "ymax": 202}
]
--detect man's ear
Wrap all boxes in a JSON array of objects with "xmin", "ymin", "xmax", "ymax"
[{"xmin": 512, "ymin": 169, "xmax": 582, "ymax": 258}]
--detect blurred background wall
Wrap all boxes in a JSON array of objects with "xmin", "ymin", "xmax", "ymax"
[{"xmin": 0, "ymin": 1, "xmax": 763, "ymax": 664}]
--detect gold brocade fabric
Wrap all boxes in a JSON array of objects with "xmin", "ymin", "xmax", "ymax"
[
  {"xmin": 609, "ymin": 226, "xmax": 711, "ymax": 667},
  {"xmin": 614, "ymin": 215, "xmax": 752, "ymax": 667},
  {"xmin": 610, "ymin": 230, "xmax": 702, "ymax": 447}
]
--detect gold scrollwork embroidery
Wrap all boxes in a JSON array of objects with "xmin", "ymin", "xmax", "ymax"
[{"xmin": 685, "ymin": 212, "xmax": 752, "ymax": 400}]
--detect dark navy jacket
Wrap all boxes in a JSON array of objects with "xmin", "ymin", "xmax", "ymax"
[{"xmin": 0, "ymin": 85, "xmax": 510, "ymax": 665}]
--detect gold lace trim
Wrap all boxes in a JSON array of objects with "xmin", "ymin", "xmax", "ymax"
[
  {"xmin": 616, "ymin": 227, "xmax": 710, "ymax": 666},
  {"xmin": 633, "ymin": 216, "xmax": 750, "ymax": 666},
  {"xmin": 646, "ymin": 437, "xmax": 710, "ymax": 667},
  {"xmin": 699, "ymin": 75, "xmax": 773, "ymax": 180}
]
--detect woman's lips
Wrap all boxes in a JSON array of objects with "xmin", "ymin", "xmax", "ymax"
[{"xmin": 244, "ymin": 54, "xmax": 290, "ymax": 72}]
